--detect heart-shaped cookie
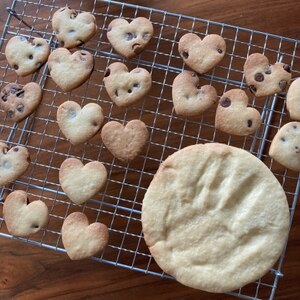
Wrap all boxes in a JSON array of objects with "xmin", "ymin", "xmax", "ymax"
[
  {"xmin": 0, "ymin": 142, "xmax": 30, "ymax": 186},
  {"xmin": 215, "ymin": 89, "xmax": 261, "ymax": 136},
  {"xmin": 59, "ymin": 158, "xmax": 107, "ymax": 205},
  {"xmin": 0, "ymin": 82, "xmax": 42, "ymax": 122},
  {"xmin": 107, "ymin": 17, "xmax": 153, "ymax": 59},
  {"xmin": 172, "ymin": 71, "xmax": 217, "ymax": 116},
  {"xmin": 269, "ymin": 122, "xmax": 300, "ymax": 172},
  {"xmin": 101, "ymin": 119, "xmax": 149, "ymax": 163},
  {"xmin": 244, "ymin": 53, "xmax": 292, "ymax": 97},
  {"xmin": 3, "ymin": 190, "xmax": 48, "ymax": 237},
  {"xmin": 48, "ymin": 48, "xmax": 94, "ymax": 92},
  {"xmin": 57, "ymin": 101, "xmax": 104, "ymax": 145},
  {"xmin": 52, "ymin": 6, "xmax": 97, "ymax": 49},
  {"xmin": 5, "ymin": 36, "xmax": 50, "ymax": 76},
  {"xmin": 178, "ymin": 33, "xmax": 226, "ymax": 74},
  {"xmin": 287, "ymin": 78, "xmax": 300, "ymax": 121},
  {"xmin": 103, "ymin": 62, "xmax": 152, "ymax": 107},
  {"xmin": 62, "ymin": 212, "xmax": 109, "ymax": 260}
]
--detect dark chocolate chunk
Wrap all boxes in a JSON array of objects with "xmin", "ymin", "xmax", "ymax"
[
  {"xmin": 13, "ymin": 64, "xmax": 19, "ymax": 70},
  {"xmin": 128, "ymin": 89, "xmax": 132, "ymax": 93},
  {"xmin": 125, "ymin": 32, "xmax": 134, "ymax": 41},
  {"xmin": 16, "ymin": 104, "xmax": 24, "ymax": 112},
  {"xmin": 2, "ymin": 147, "xmax": 8, "ymax": 154},
  {"xmin": 247, "ymin": 120, "xmax": 252, "ymax": 128},
  {"xmin": 182, "ymin": 51, "xmax": 189, "ymax": 59},
  {"xmin": 115, "ymin": 90, "xmax": 118, "ymax": 97},
  {"xmin": 70, "ymin": 12, "xmax": 77, "ymax": 19},
  {"xmin": 2, "ymin": 95, "xmax": 7, "ymax": 102},
  {"xmin": 28, "ymin": 54, "xmax": 33, "ymax": 60},
  {"xmin": 13, "ymin": 147, "xmax": 19, "ymax": 152},
  {"xmin": 220, "ymin": 97, "xmax": 231, "ymax": 107},
  {"xmin": 283, "ymin": 64, "xmax": 291, "ymax": 73},
  {"xmin": 254, "ymin": 73, "xmax": 264, "ymax": 82},
  {"xmin": 133, "ymin": 83, "xmax": 140, "ymax": 88},
  {"xmin": 69, "ymin": 29, "xmax": 75, "ymax": 33},
  {"xmin": 217, "ymin": 48, "xmax": 223, "ymax": 54},
  {"xmin": 16, "ymin": 90, "xmax": 25, "ymax": 98},
  {"xmin": 281, "ymin": 137, "xmax": 286, "ymax": 142}
]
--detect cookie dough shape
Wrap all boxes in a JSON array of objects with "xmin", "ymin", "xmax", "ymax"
[
  {"xmin": 5, "ymin": 36, "xmax": 50, "ymax": 76},
  {"xmin": 101, "ymin": 120, "xmax": 149, "ymax": 163},
  {"xmin": 0, "ymin": 142, "xmax": 30, "ymax": 186},
  {"xmin": 62, "ymin": 212, "xmax": 109, "ymax": 260},
  {"xmin": 269, "ymin": 122, "xmax": 300, "ymax": 172},
  {"xmin": 4, "ymin": 190, "xmax": 48, "ymax": 237},
  {"xmin": 52, "ymin": 6, "xmax": 97, "ymax": 49},
  {"xmin": 178, "ymin": 33, "xmax": 226, "ymax": 74},
  {"xmin": 103, "ymin": 62, "xmax": 152, "ymax": 107},
  {"xmin": 107, "ymin": 17, "xmax": 153, "ymax": 59},
  {"xmin": 244, "ymin": 53, "xmax": 292, "ymax": 97},
  {"xmin": 48, "ymin": 48, "xmax": 94, "ymax": 92},
  {"xmin": 57, "ymin": 101, "xmax": 104, "ymax": 145},
  {"xmin": 142, "ymin": 143, "xmax": 289, "ymax": 293},
  {"xmin": 59, "ymin": 158, "xmax": 107, "ymax": 205},
  {"xmin": 286, "ymin": 78, "xmax": 300, "ymax": 121},
  {"xmin": 172, "ymin": 71, "xmax": 217, "ymax": 116},
  {"xmin": 0, "ymin": 82, "xmax": 42, "ymax": 122},
  {"xmin": 215, "ymin": 89, "xmax": 261, "ymax": 136}
]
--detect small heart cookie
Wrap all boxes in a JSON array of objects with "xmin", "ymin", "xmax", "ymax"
[
  {"xmin": 0, "ymin": 142, "xmax": 30, "ymax": 186},
  {"xmin": 286, "ymin": 78, "xmax": 300, "ymax": 121},
  {"xmin": 103, "ymin": 62, "xmax": 152, "ymax": 107},
  {"xmin": 57, "ymin": 101, "xmax": 104, "ymax": 145},
  {"xmin": 178, "ymin": 33, "xmax": 226, "ymax": 74},
  {"xmin": 3, "ymin": 190, "xmax": 48, "ymax": 237},
  {"xmin": 52, "ymin": 6, "xmax": 97, "ymax": 49},
  {"xmin": 48, "ymin": 48, "xmax": 94, "ymax": 92},
  {"xmin": 101, "ymin": 120, "xmax": 149, "ymax": 163},
  {"xmin": 5, "ymin": 36, "xmax": 50, "ymax": 76},
  {"xmin": 244, "ymin": 53, "xmax": 292, "ymax": 97},
  {"xmin": 215, "ymin": 89, "xmax": 261, "ymax": 136},
  {"xmin": 269, "ymin": 122, "xmax": 300, "ymax": 172},
  {"xmin": 59, "ymin": 158, "xmax": 107, "ymax": 205},
  {"xmin": 107, "ymin": 17, "xmax": 153, "ymax": 59},
  {"xmin": 62, "ymin": 212, "xmax": 109, "ymax": 260},
  {"xmin": 0, "ymin": 82, "xmax": 42, "ymax": 122},
  {"xmin": 172, "ymin": 71, "xmax": 217, "ymax": 116}
]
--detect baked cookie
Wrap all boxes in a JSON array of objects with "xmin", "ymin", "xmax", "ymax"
[
  {"xmin": 0, "ymin": 82, "xmax": 42, "ymax": 122},
  {"xmin": 5, "ymin": 36, "xmax": 50, "ymax": 76},
  {"xmin": 142, "ymin": 143, "xmax": 289, "ymax": 293},
  {"xmin": 52, "ymin": 6, "xmax": 97, "ymax": 49},
  {"xmin": 103, "ymin": 62, "xmax": 152, "ymax": 107},
  {"xmin": 62, "ymin": 212, "xmax": 109, "ymax": 260},
  {"xmin": 0, "ymin": 142, "xmax": 30, "ymax": 186},
  {"xmin": 107, "ymin": 17, "xmax": 153, "ymax": 59},
  {"xmin": 172, "ymin": 71, "xmax": 217, "ymax": 116},
  {"xmin": 244, "ymin": 53, "xmax": 292, "ymax": 97},
  {"xmin": 215, "ymin": 89, "xmax": 261, "ymax": 136},
  {"xmin": 178, "ymin": 33, "xmax": 226, "ymax": 74},
  {"xmin": 286, "ymin": 78, "xmax": 300, "ymax": 121},
  {"xmin": 101, "ymin": 120, "xmax": 149, "ymax": 163},
  {"xmin": 57, "ymin": 101, "xmax": 104, "ymax": 145},
  {"xmin": 269, "ymin": 122, "xmax": 300, "ymax": 172},
  {"xmin": 3, "ymin": 190, "xmax": 48, "ymax": 237},
  {"xmin": 48, "ymin": 48, "xmax": 94, "ymax": 92},
  {"xmin": 59, "ymin": 158, "xmax": 107, "ymax": 205}
]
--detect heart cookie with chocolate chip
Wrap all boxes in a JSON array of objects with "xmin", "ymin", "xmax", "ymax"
[
  {"xmin": 215, "ymin": 89, "xmax": 261, "ymax": 136},
  {"xmin": 172, "ymin": 71, "xmax": 217, "ymax": 116},
  {"xmin": 62, "ymin": 212, "xmax": 109, "ymax": 260},
  {"xmin": 0, "ymin": 82, "xmax": 42, "ymax": 122},
  {"xmin": 0, "ymin": 142, "xmax": 30, "ymax": 186},
  {"xmin": 57, "ymin": 101, "xmax": 104, "ymax": 145},
  {"xmin": 3, "ymin": 190, "xmax": 48, "ymax": 237},
  {"xmin": 48, "ymin": 48, "xmax": 94, "ymax": 92},
  {"xmin": 107, "ymin": 17, "xmax": 153, "ymax": 59},
  {"xmin": 101, "ymin": 119, "xmax": 149, "ymax": 163},
  {"xmin": 52, "ymin": 6, "xmax": 97, "ymax": 49},
  {"xmin": 244, "ymin": 53, "xmax": 292, "ymax": 97},
  {"xmin": 269, "ymin": 122, "xmax": 300, "ymax": 172},
  {"xmin": 103, "ymin": 62, "xmax": 152, "ymax": 107},
  {"xmin": 5, "ymin": 36, "xmax": 50, "ymax": 76},
  {"xmin": 178, "ymin": 33, "xmax": 226, "ymax": 74},
  {"xmin": 59, "ymin": 158, "xmax": 107, "ymax": 205}
]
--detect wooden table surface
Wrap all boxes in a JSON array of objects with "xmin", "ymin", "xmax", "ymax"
[{"xmin": 1, "ymin": 0, "xmax": 300, "ymax": 299}]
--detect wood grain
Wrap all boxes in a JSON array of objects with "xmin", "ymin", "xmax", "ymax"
[{"xmin": 0, "ymin": 0, "xmax": 300, "ymax": 299}]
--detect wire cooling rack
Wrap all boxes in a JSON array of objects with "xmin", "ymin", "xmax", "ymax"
[{"xmin": 0, "ymin": 0, "xmax": 299, "ymax": 299}]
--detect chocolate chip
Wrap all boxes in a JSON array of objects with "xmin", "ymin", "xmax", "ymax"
[
  {"xmin": 13, "ymin": 147, "xmax": 19, "ymax": 152},
  {"xmin": 28, "ymin": 54, "xmax": 33, "ymax": 60},
  {"xmin": 217, "ymin": 48, "xmax": 223, "ymax": 54},
  {"xmin": 69, "ymin": 29, "xmax": 75, "ymax": 33},
  {"xmin": 16, "ymin": 90, "xmax": 25, "ymax": 98},
  {"xmin": 104, "ymin": 68, "xmax": 110, "ymax": 77},
  {"xmin": 115, "ymin": 90, "xmax": 118, "ymax": 97},
  {"xmin": 16, "ymin": 104, "xmax": 24, "ymax": 112},
  {"xmin": 279, "ymin": 80, "xmax": 287, "ymax": 91},
  {"xmin": 10, "ymin": 85, "xmax": 20, "ymax": 94},
  {"xmin": 2, "ymin": 95, "xmax": 7, "ymax": 102},
  {"xmin": 254, "ymin": 73, "xmax": 264, "ymax": 82},
  {"xmin": 128, "ymin": 89, "xmax": 132, "ymax": 93},
  {"xmin": 60, "ymin": 40, "xmax": 65, "ymax": 47},
  {"xmin": 182, "ymin": 51, "xmax": 189, "ymax": 59},
  {"xmin": 283, "ymin": 64, "xmax": 291, "ymax": 73},
  {"xmin": 125, "ymin": 32, "xmax": 134, "ymax": 41},
  {"xmin": 249, "ymin": 85, "xmax": 257, "ymax": 94},
  {"xmin": 35, "ymin": 43, "xmax": 42, "ymax": 47},
  {"xmin": 220, "ymin": 97, "xmax": 231, "ymax": 107},
  {"xmin": 2, "ymin": 147, "xmax": 8, "ymax": 154},
  {"xmin": 32, "ymin": 224, "xmax": 39, "ymax": 228},
  {"xmin": 92, "ymin": 121, "xmax": 98, "ymax": 126},
  {"xmin": 13, "ymin": 65, "xmax": 19, "ymax": 70},
  {"xmin": 247, "ymin": 120, "xmax": 252, "ymax": 128},
  {"xmin": 293, "ymin": 125, "xmax": 297, "ymax": 129},
  {"xmin": 7, "ymin": 109, "xmax": 14, "ymax": 118},
  {"xmin": 142, "ymin": 32, "xmax": 150, "ymax": 40},
  {"xmin": 70, "ymin": 12, "xmax": 77, "ymax": 19},
  {"xmin": 281, "ymin": 137, "xmax": 286, "ymax": 142},
  {"xmin": 133, "ymin": 83, "xmax": 140, "ymax": 88}
]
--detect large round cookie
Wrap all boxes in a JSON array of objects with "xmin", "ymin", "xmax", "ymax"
[{"xmin": 141, "ymin": 143, "xmax": 289, "ymax": 293}]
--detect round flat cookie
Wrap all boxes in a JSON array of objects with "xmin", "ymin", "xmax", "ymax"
[{"xmin": 142, "ymin": 143, "xmax": 289, "ymax": 293}]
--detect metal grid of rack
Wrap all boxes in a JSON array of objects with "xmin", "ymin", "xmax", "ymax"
[{"xmin": 0, "ymin": 0, "xmax": 299, "ymax": 299}]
